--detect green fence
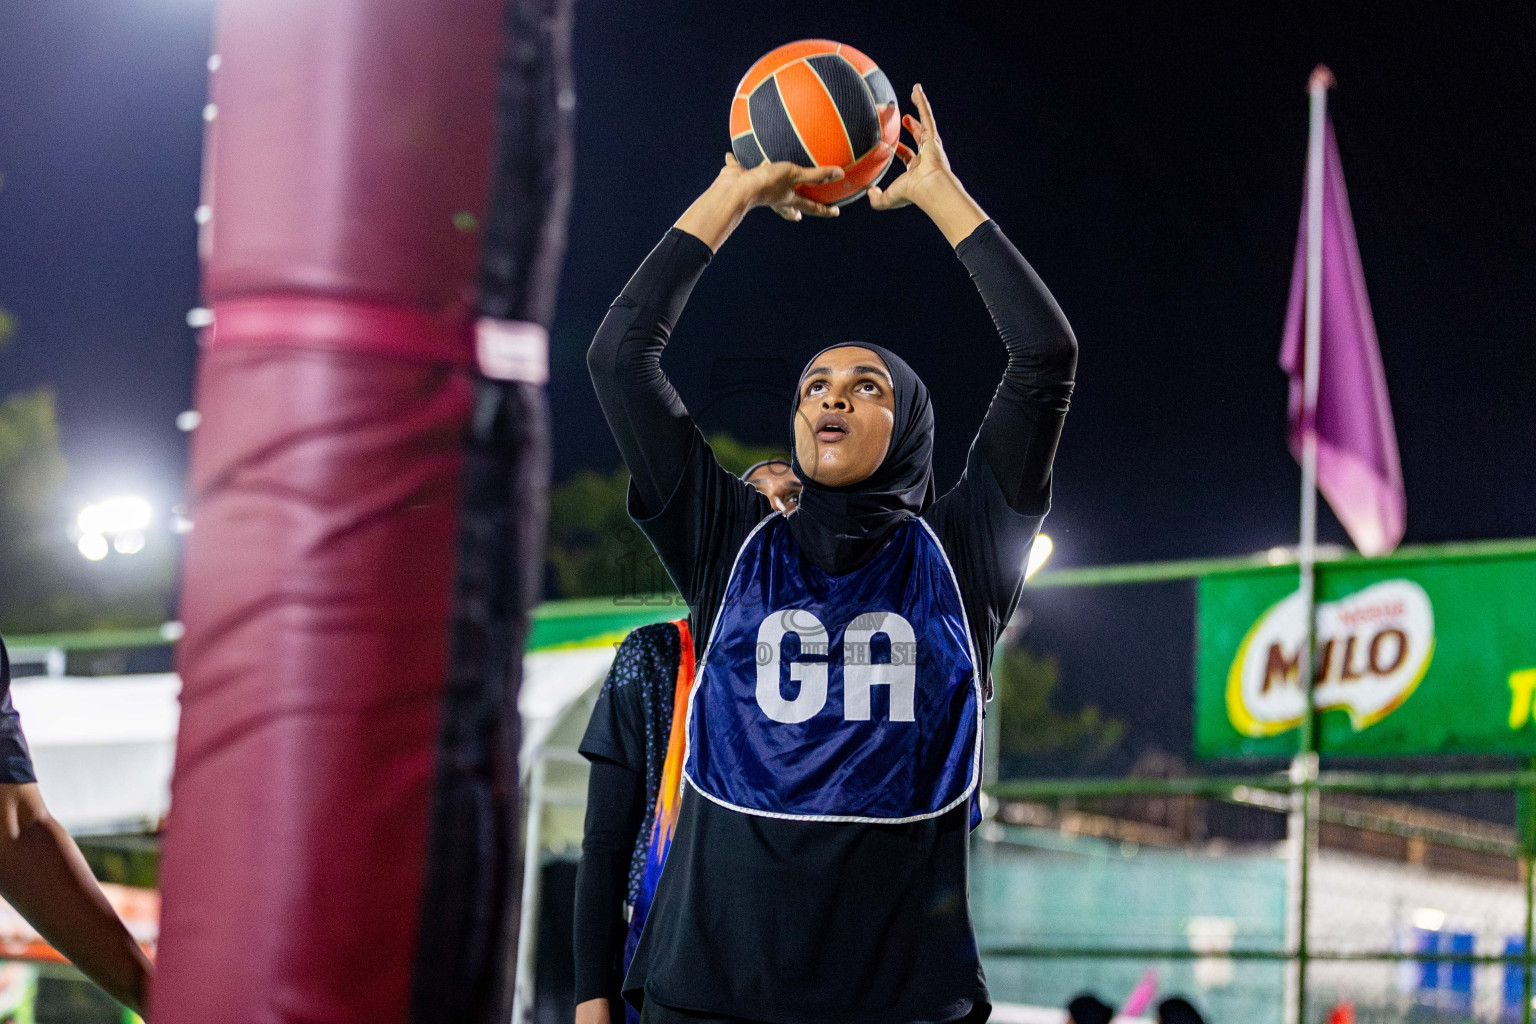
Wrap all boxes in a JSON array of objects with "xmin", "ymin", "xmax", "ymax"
[
  {"xmin": 983, "ymin": 771, "xmax": 1536, "ymax": 1024},
  {"xmin": 13, "ymin": 541, "xmax": 1536, "ymax": 1023},
  {"xmin": 981, "ymin": 537, "xmax": 1536, "ymax": 1024}
]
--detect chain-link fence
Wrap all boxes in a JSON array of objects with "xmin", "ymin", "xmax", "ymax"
[{"xmin": 981, "ymin": 768, "xmax": 1536, "ymax": 1023}]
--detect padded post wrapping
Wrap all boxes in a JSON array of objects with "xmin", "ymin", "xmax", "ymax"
[
  {"xmin": 409, "ymin": 0, "xmax": 574, "ymax": 1018},
  {"xmin": 156, "ymin": 2, "xmax": 506, "ymax": 1022}
]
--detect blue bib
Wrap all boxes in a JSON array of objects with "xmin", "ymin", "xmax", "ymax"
[{"xmin": 684, "ymin": 516, "xmax": 981, "ymax": 823}]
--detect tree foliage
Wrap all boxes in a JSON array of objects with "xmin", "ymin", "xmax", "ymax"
[
  {"xmin": 544, "ymin": 465, "xmax": 663, "ymax": 600},
  {"xmin": 0, "ymin": 387, "xmax": 75, "ymax": 632},
  {"xmin": 0, "ymin": 329, "xmax": 175, "ymax": 635},
  {"xmin": 701, "ymin": 434, "xmax": 789, "ymax": 478},
  {"xmin": 544, "ymin": 434, "xmax": 787, "ymax": 600},
  {"xmin": 994, "ymin": 645, "xmax": 1126, "ymax": 772}
]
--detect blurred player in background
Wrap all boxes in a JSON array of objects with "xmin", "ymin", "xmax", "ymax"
[
  {"xmin": 1158, "ymin": 997, "xmax": 1207, "ymax": 1024},
  {"xmin": 573, "ymin": 464, "xmax": 801, "ymax": 1024},
  {"xmin": 1068, "ymin": 993, "xmax": 1116, "ymax": 1024},
  {"xmin": 0, "ymin": 635, "xmax": 153, "ymax": 1018},
  {"xmin": 741, "ymin": 458, "xmax": 799, "ymax": 513}
]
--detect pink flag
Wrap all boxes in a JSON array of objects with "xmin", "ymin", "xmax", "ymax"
[
  {"xmin": 1121, "ymin": 968, "xmax": 1158, "ymax": 1017},
  {"xmin": 1279, "ymin": 118, "xmax": 1405, "ymax": 556}
]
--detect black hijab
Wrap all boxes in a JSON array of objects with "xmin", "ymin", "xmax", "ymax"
[
  {"xmin": 789, "ymin": 342, "xmax": 935, "ymax": 574},
  {"xmin": 740, "ymin": 458, "xmax": 791, "ymax": 481}
]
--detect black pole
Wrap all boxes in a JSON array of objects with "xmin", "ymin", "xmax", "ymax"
[{"xmin": 410, "ymin": 0, "xmax": 574, "ymax": 1018}]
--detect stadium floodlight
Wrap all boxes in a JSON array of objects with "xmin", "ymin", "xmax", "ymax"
[
  {"xmin": 1024, "ymin": 533, "xmax": 1054, "ymax": 580},
  {"xmin": 74, "ymin": 496, "xmax": 154, "ymax": 559},
  {"xmin": 77, "ymin": 496, "xmax": 152, "ymax": 537}
]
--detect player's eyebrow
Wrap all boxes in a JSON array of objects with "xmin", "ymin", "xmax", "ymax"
[
  {"xmin": 800, "ymin": 365, "xmax": 893, "ymax": 387},
  {"xmin": 850, "ymin": 365, "xmax": 892, "ymax": 385}
]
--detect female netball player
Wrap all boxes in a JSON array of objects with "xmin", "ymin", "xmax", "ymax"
[
  {"xmin": 740, "ymin": 458, "xmax": 799, "ymax": 513},
  {"xmin": 575, "ymin": 618, "xmax": 694, "ymax": 1024},
  {"xmin": 587, "ymin": 84, "xmax": 1076, "ymax": 1024},
  {"xmin": 0, "ymin": 635, "xmax": 152, "ymax": 1017},
  {"xmin": 574, "ymin": 464, "xmax": 799, "ymax": 1024}
]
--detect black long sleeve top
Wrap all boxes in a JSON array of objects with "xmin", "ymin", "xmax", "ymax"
[
  {"xmin": 588, "ymin": 221, "xmax": 1075, "ymax": 522},
  {"xmin": 0, "ymin": 638, "xmax": 37, "ymax": 785},
  {"xmin": 573, "ymin": 620, "xmax": 690, "ymax": 1005},
  {"xmin": 584, "ymin": 219, "xmax": 1076, "ymax": 1024},
  {"xmin": 572, "ymin": 760, "xmax": 643, "ymax": 1004}
]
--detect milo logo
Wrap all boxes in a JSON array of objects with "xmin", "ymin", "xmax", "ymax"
[{"xmin": 1226, "ymin": 579, "xmax": 1436, "ymax": 737}]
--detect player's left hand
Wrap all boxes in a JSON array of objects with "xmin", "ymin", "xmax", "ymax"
[{"xmin": 867, "ymin": 84, "xmax": 957, "ymax": 211}]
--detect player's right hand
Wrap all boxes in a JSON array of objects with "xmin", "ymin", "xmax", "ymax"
[{"xmin": 719, "ymin": 153, "xmax": 843, "ymax": 222}]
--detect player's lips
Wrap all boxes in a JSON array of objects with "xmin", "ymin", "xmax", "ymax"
[{"xmin": 814, "ymin": 413, "xmax": 850, "ymax": 443}]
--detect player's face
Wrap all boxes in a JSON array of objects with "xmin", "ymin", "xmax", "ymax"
[
  {"xmin": 792, "ymin": 346, "xmax": 896, "ymax": 488},
  {"xmin": 745, "ymin": 461, "xmax": 802, "ymax": 513}
]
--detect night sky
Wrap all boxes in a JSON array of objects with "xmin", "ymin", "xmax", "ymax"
[{"xmin": 2, "ymin": 1, "xmax": 1532, "ymax": 758}]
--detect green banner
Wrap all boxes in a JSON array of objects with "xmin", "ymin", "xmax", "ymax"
[{"xmin": 1196, "ymin": 551, "xmax": 1536, "ymax": 759}]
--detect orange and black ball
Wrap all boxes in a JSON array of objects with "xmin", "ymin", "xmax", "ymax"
[{"xmin": 729, "ymin": 40, "xmax": 901, "ymax": 207}]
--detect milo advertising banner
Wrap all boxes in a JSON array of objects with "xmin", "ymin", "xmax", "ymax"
[{"xmin": 1196, "ymin": 550, "xmax": 1536, "ymax": 759}]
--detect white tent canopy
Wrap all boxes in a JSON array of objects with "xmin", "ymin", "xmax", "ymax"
[
  {"xmin": 11, "ymin": 673, "xmax": 179, "ymax": 834},
  {"xmin": 8, "ymin": 649, "xmax": 611, "ymax": 837}
]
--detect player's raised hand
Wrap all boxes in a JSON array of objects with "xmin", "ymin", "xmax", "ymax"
[
  {"xmin": 720, "ymin": 153, "xmax": 844, "ymax": 221},
  {"xmin": 869, "ymin": 84, "xmax": 989, "ymax": 247},
  {"xmin": 867, "ymin": 84, "xmax": 953, "ymax": 211},
  {"xmin": 675, "ymin": 154, "xmax": 844, "ymax": 252}
]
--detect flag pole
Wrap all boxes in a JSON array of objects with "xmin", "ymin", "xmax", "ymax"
[
  {"xmin": 1288, "ymin": 62, "xmax": 1334, "ymax": 1024},
  {"xmin": 1299, "ymin": 68, "xmax": 1332, "ymax": 737}
]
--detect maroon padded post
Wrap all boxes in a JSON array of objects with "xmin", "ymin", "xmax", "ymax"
[{"xmin": 156, "ymin": 2, "xmax": 504, "ymax": 1021}]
